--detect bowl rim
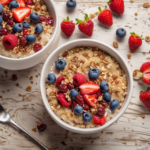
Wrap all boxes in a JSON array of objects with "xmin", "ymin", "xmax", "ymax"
[
  {"xmin": 0, "ymin": 0, "xmax": 59, "ymax": 61},
  {"xmin": 40, "ymin": 39, "xmax": 133, "ymax": 133}
]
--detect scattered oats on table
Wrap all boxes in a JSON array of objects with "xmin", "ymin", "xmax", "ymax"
[
  {"xmin": 130, "ymin": 0, "xmax": 134, "ymax": 3},
  {"xmin": 143, "ymin": 3, "xmax": 150, "ymax": 8},
  {"xmin": 113, "ymin": 42, "xmax": 118, "ymax": 48},
  {"xmin": 127, "ymin": 54, "xmax": 131, "ymax": 59},
  {"xmin": 134, "ymin": 13, "xmax": 138, "ymax": 16},
  {"xmin": 26, "ymin": 86, "xmax": 32, "ymax": 92},
  {"xmin": 141, "ymin": 114, "xmax": 145, "ymax": 118},
  {"xmin": 145, "ymin": 36, "xmax": 150, "ymax": 42}
]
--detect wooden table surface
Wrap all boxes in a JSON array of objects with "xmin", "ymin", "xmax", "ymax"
[{"xmin": 0, "ymin": 0, "xmax": 150, "ymax": 149}]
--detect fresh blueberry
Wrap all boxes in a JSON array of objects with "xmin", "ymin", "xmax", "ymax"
[
  {"xmin": 0, "ymin": 25, "xmax": 2, "ymax": 29},
  {"xmin": 55, "ymin": 59, "xmax": 67, "ymax": 70},
  {"xmin": 47, "ymin": 73, "xmax": 56, "ymax": 83},
  {"xmin": 100, "ymin": 80, "xmax": 109, "ymax": 93},
  {"xmin": 13, "ymin": 23, "xmax": 23, "ymax": 33},
  {"xmin": 0, "ymin": 4, "xmax": 3, "ymax": 14},
  {"xmin": 66, "ymin": 0, "xmax": 76, "ymax": 10},
  {"xmin": 88, "ymin": 68, "xmax": 100, "ymax": 79},
  {"xmin": 26, "ymin": 34, "xmax": 36, "ymax": 44},
  {"xmin": 35, "ymin": 24, "xmax": 43, "ymax": 34},
  {"xmin": 30, "ymin": 12, "xmax": 40, "ymax": 23},
  {"xmin": 70, "ymin": 89, "xmax": 79, "ymax": 100},
  {"xmin": 110, "ymin": 99, "xmax": 120, "ymax": 111},
  {"xmin": 74, "ymin": 106, "xmax": 83, "ymax": 115},
  {"xmin": 10, "ymin": 0, "xmax": 19, "ymax": 8},
  {"xmin": 0, "ymin": 16, "xmax": 3, "ymax": 24},
  {"xmin": 22, "ymin": 21, "xmax": 30, "ymax": 28},
  {"xmin": 116, "ymin": 28, "xmax": 126, "ymax": 39},
  {"xmin": 103, "ymin": 92, "xmax": 111, "ymax": 102},
  {"xmin": 83, "ymin": 112, "xmax": 92, "ymax": 122}
]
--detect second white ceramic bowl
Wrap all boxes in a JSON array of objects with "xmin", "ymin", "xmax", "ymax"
[{"xmin": 40, "ymin": 39, "xmax": 133, "ymax": 134}]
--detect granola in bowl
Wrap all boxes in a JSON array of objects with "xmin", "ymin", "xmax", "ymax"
[
  {"xmin": 46, "ymin": 47, "xmax": 127, "ymax": 128},
  {"xmin": 0, "ymin": 0, "xmax": 54, "ymax": 58}
]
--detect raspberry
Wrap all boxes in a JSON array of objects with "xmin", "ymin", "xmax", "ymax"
[
  {"xmin": 23, "ymin": 28, "xmax": 28, "ymax": 35},
  {"xmin": 3, "ymin": 34, "xmax": 18, "ymax": 50},
  {"xmin": 39, "ymin": 15, "xmax": 47, "ymax": 23},
  {"xmin": 56, "ymin": 76, "xmax": 63, "ymax": 87},
  {"xmin": 70, "ymin": 101, "xmax": 77, "ymax": 111},
  {"xmin": 26, "ymin": 0, "xmax": 33, "ymax": 5},
  {"xmin": 58, "ymin": 93, "xmax": 72, "ymax": 107},
  {"xmin": 7, "ymin": 18, "xmax": 14, "ymax": 27},
  {"xmin": 83, "ymin": 104, "xmax": 90, "ymax": 110},
  {"xmin": 73, "ymin": 73, "xmax": 86, "ymax": 86},
  {"xmin": 93, "ymin": 115, "xmax": 101, "ymax": 124},
  {"xmin": 0, "ymin": 28, "xmax": 8, "ymax": 35},
  {"xmin": 46, "ymin": 17, "xmax": 53, "ymax": 26},
  {"xmin": 67, "ymin": 83, "xmax": 74, "ymax": 90},
  {"xmin": 75, "ymin": 95, "xmax": 84, "ymax": 105},
  {"xmin": 3, "ymin": 11, "xmax": 10, "ymax": 21},
  {"xmin": 20, "ymin": 36, "xmax": 27, "ymax": 47},
  {"xmin": 97, "ymin": 107, "xmax": 105, "ymax": 117},
  {"xmin": 33, "ymin": 43, "xmax": 42, "ymax": 52},
  {"xmin": 37, "ymin": 123, "xmax": 47, "ymax": 132},
  {"xmin": 59, "ymin": 84, "xmax": 68, "ymax": 93},
  {"xmin": 99, "ymin": 101, "xmax": 109, "ymax": 108}
]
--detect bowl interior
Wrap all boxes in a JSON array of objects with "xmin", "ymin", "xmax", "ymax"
[{"xmin": 40, "ymin": 39, "xmax": 133, "ymax": 134}]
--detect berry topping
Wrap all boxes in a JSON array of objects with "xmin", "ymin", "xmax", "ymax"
[
  {"xmin": 26, "ymin": 34, "xmax": 36, "ymax": 43},
  {"xmin": 79, "ymin": 82, "xmax": 100, "ymax": 95},
  {"xmin": 99, "ymin": 100, "xmax": 109, "ymax": 108},
  {"xmin": 66, "ymin": 0, "xmax": 76, "ymax": 10},
  {"xmin": 58, "ymin": 93, "xmax": 72, "ymax": 107},
  {"xmin": 55, "ymin": 59, "xmax": 67, "ymax": 70},
  {"xmin": 67, "ymin": 83, "xmax": 74, "ymax": 90},
  {"xmin": 74, "ymin": 105, "xmax": 83, "ymax": 115},
  {"xmin": 7, "ymin": 18, "xmax": 14, "ymax": 27},
  {"xmin": 10, "ymin": 1, "xmax": 19, "ymax": 8},
  {"xmin": 23, "ymin": 28, "xmax": 28, "ymax": 35},
  {"xmin": 0, "ymin": 4, "xmax": 3, "ymax": 14},
  {"xmin": 88, "ymin": 68, "xmax": 100, "ymax": 79},
  {"xmin": 35, "ymin": 24, "xmax": 43, "ymax": 34},
  {"xmin": 70, "ymin": 89, "xmax": 79, "ymax": 100},
  {"xmin": 99, "ymin": 116, "xmax": 106, "ymax": 125},
  {"xmin": 75, "ymin": 95, "xmax": 84, "ymax": 105},
  {"xmin": 33, "ymin": 43, "xmax": 42, "ymax": 52},
  {"xmin": 56, "ymin": 76, "xmax": 63, "ymax": 87},
  {"xmin": 83, "ymin": 104, "xmax": 90, "ymax": 110},
  {"xmin": 93, "ymin": 115, "xmax": 101, "ymax": 124},
  {"xmin": 110, "ymin": 99, "xmax": 120, "ymax": 111},
  {"xmin": 16, "ymin": 0, "xmax": 26, "ymax": 7},
  {"xmin": 37, "ymin": 123, "xmax": 47, "ymax": 132},
  {"xmin": 3, "ymin": 34, "xmax": 18, "ymax": 50},
  {"xmin": 70, "ymin": 101, "xmax": 77, "ymax": 111},
  {"xmin": 83, "ymin": 112, "xmax": 92, "ymax": 122},
  {"xmin": 0, "ymin": 15, "xmax": 3, "ymax": 24},
  {"xmin": 47, "ymin": 73, "xmax": 56, "ymax": 84},
  {"xmin": 26, "ymin": 0, "xmax": 33, "ymax": 6},
  {"xmin": 73, "ymin": 73, "xmax": 86, "ymax": 86},
  {"xmin": 30, "ymin": 12, "xmax": 40, "ymax": 23},
  {"xmin": 13, "ymin": 7, "xmax": 31, "ymax": 23},
  {"xmin": 61, "ymin": 16, "xmax": 75, "ymax": 37},
  {"xmin": 116, "ymin": 28, "xmax": 126, "ymax": 39},
  {"xmin": 46, "ymin": 17, "xmax": 53, "ymax": 26},
  {"xmin": 58, "ymin": 84, "xmax": 68, "ymax": 93},
  {"xmin": 39, "ymin": 15, "xmax": 47, "ymax": 23},
  {"xmin": 3, "ymin": 11, "xmax": 10, "ymax": 21},
  {"xmin": 0, "ymin": 28, "xmax": 7, "ymax": 35},
  {"xmin": 0, "ymin": 0, "xmax": 11, "ymax": 5},
  {"xmin": 103, "ymin": 92, "xmax": 111, "ymax": 102},
  {"xmin": 83, "ymin": 94, "xmax": 97, "ymax": 107},
  {"xmin": 96, "ymin": 90, "xmax": 102, "ymax": 97},
  {"xmin": 20, "ymin": 36, "xmax": 27, "ymax": 47},
  {"xmin": 100, "ymin": 80, "xmax": 109, "ymax": 93},
  {"xmin": 22, "ymin": 21, "xmax": 30, "ymax": 28},
  {"xmin": 97, "ymin": 107, "xmax": 105, "ymax": 117},
  {"xmin": 13, "ymin": 23, "xmax": 23, "ymax": 33}
]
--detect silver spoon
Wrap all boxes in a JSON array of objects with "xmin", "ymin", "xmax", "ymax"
[{"xmin": 0, "ymin": 105, "xmax": 49, "ymax": 150}]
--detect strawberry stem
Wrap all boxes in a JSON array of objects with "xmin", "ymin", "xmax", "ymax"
[
  {"xmin": 76, "ymin": 13, "xmax": 90, "ymax": 25},
  {"xmin": 107, "ymin": 0, "xmax": 112, "ymax": 5},
  {"xmin": 140, "ymin": 87, "xmax": 150, "ymax": 93},
  {"xmin": 63, "ymin": 16, "xmax": 73, "ymax": 23},
  {"xmin": 130, "ymin": 32, "xmax": 144, "ymax": 40},
  {"xmin": 98, "ymin": 7, "xmax": 102, "ymax": 13}
]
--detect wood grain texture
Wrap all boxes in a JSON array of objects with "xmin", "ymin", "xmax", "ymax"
[{"xmin": 0, "ymin": 0, "xmax": 150, "ymax": 149}]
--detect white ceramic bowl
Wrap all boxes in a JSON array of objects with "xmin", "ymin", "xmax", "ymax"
[
  {"xmin": 40, "ymin": 39, "xmax": 133, "ymax": 134},
  {"xmin": 0, "ymin": 0, "xmax": 59, "ymax": 70}
]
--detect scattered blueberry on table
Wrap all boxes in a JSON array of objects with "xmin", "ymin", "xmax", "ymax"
[
  {"xmin": 66, "ymin": 0, "xmax": 76, "ymax": 10},
  {"xmin": 116, "ymin": 28, "xmax": 126, "ymax": 39}
]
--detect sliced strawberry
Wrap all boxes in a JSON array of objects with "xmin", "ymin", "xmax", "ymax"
[
  {"xmin": 140, "ymin": 62, "xmax": 150, "ymax": 73},
  {"xmin": 13, "ymin": 7, "xmax": 31, "ymax": 23},
  {"xmin": 16, "ymin": 0, "xmax": 26, "ymax": 7},
  {"xmin": 79, "ymin": 82, "xmax": 100, "ymax": 95},
  {"xmin": 143, "ymin": 73, "xmax": 150, "ymax": 85},
  {"xmin": 83, "ymin": 94, "xmax": 97, "ymax": 107},
  {"xmin": 0, "ymin": 0, "xmax": 11, "ymax": 5}
]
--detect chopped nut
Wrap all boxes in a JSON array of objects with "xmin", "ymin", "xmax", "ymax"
[
  {"xmin": 26, "ymin": 86, "xmax": 31, "ymax": 92},
  {"xmin": 62, "ymin": 51, "xmax": 68, "ymax": 57},
  {"xmin": 113, "ymin": 42, "xmax": 118, "ymax": 48},
  {"xmin": 141, "ymin": 114, "xmax": 145, "ymax": 118},
  {"xmin": 112, "ymin": 74, "xmax": 118, "ymax": 80},
  {"xmin": 83, "ymin": 52, "xmax": 88, "ymax": 57},
  {"xmin": 127, "ymin": 54, "xmax": 131, "ymax": 59},
  {"xmin": 90, "ymin": 13, "xmax": 96, "ymax": 18},
  {"xmin": 12, "ymin": 74, "xmax": 17, "ymax": 81},
  {"xmin": 130, "ymin": 0, "xmax": 134, "ymax": 3},
  {"xmin": 115, "ymin": 80, "xmax": 119, "ymax": 85},
  {"xmin": 134, "ymin": 13, "xmax": 138, "ymax": 16},
  {"xmin": 143, "ymin": 3, "xmax": 150, "ymax": 8},
  {"xmin": 145, "ymin": 36, "xmax": 150, "ymax": 42},
  {"xmin": 29, "ymin": 76, "xmax": 33, "ymax": 80},
  {"xmin": 32, "ymin": 128, "xmax": 37, "ymax": 132}
]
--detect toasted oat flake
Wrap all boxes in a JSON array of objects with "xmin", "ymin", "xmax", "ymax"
[
  {"xmin": 134, "ymin": 13, "xmax": 138, "ymax": 16},
  {"xmin": 143, "ymin": 3, "xmax": 150, "ymax": 8},
  {"xmin": 113, "ymin": 42, "xmax": 118, "ymax": 48},
  {"xmin": 127, "ymin": 54, "xmax": 131, "ymax": 59},
  {"xmin": 90, "ymin": 13, "xmax": 96, "ymax": 18},
  {"xmin": 26, "ymin": 86, "xmax": 32, "ymax": 92},
  {"xmin": 145, "ymin": 36, "xmax": 150, "ymax": 42},
  {"xmin": 130, "ymin": 0, "xmax": 134, "ymax": 3},
  {"xmin": 141, "ymin": 114, "xmax": 145, "ymax": 118}
]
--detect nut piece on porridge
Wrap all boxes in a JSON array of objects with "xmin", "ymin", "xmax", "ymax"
[{"xmin": 46, "ymin": 47, "xmax": 127, "ymax": 128}]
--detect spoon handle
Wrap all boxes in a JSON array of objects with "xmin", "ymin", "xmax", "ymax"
[{"xmin": 10, "ymin": 120, "xmax": 50, "ymax": 150}]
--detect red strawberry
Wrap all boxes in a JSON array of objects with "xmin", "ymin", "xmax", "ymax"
[
  {"xmin": 107, "ymin": 0, "xmax": 124, "ymax": 15},
  {"xmin": 76, "ymin": 14, "xmax": 94, "ymax": 37},
  {"xmin": 99, "ymin": 116, "xmax": 106, "ymax": 125},
  {"xmin": 16, "ymin": 0, "xmax": 25, "ymax": 7},
  {"xmin": 79, "ymin": 82, "xmax": 100, "ymax": 95},
  {"xmin": 13, "ymin": 7, "xmax": 31, "ymax": 23},
  {"xmin": 128, "ymin": 32, "xmax": 143, "ymax": 52},
  {"xmin": 0, "ymin": 0, "xmax": 11, "ymax": 5},
  {"xmin": 98, "ymin": 6, "xmax": 113, "ymax": 26},
  {"xmin": 61, "ymin": 16, "xmax": 75, "ymax": 37},
  {"xmin": 58, "ymin": 93, "xmax": 72, "ymax": 107},
  {"xmin": 83, "ymin": 94, "xmax": 97, "ymax": 107},
  {"xmin": 139, "ymin": 87, "xmax": 150, "ymax": 109}
]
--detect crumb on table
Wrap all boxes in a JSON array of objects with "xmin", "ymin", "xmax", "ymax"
[
  {"xmin": 113, "ymin": 42, "xmax": 118, "ymax": 48},
  {"xmin": 141, "ymin": 114, "xmax": 145, "ymax": 118},
  {"xmin": 12, "ymin": 74, "xmax": 17, "ymax": 81},
  {"xmin": 130, "ymin": 0, "xmax": 134, "ymax": 3},
  {"xmin": 143, "ymin": 3, "xmax": 150, "ymax": 8},
  {"xmin": 26, "ymin": 86, "xmax": 32, "ymax": 92},
  {"xmin": 127, "ymin": 54, "xmax": 131, "ymax": 59},
  {"xmin": 145, "ymin": 36, "xmax": 150, "ymax": 42}
]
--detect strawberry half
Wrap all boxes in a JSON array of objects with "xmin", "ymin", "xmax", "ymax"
[
  {"xmin": 16, "ymin": 0, "xmax": 26, "ymax": 7},
  {"xmin": 0, "ymin": 0, "xmax": 11, "ymax": 5},
  {"xmin": 13, "ymin": 7, "xmax": 31, "ymax": 23},
  {"xmin": 79, "ymin": 82, "xmax": 100, "ymax": 95},
  {"xmin": 84, "ymin": 94, "xmax": 97, "ymax": 107}
]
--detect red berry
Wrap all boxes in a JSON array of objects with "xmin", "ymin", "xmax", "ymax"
[
  {"xmin": 58, "ymin": 93, "xmax": 72, "ymax": 107},
  {"xmin": 20, "ymin": 36, "xmax": 27, "ymax": 47},
  {"xmin": 97, "ymin": 107, "xmax": 105, "ymax": 117},
  {"xmin": 83, "ymin": 94, "xmax": 97, "ymax": 107},
  {"xmin": 37, "ymin": 123, "xmax": 47, "ymax": 132},
  {"xmin": 75, "ymin": 95, "xmax": 84, "ymax": 105},
  {"xmin": 93, "ymin": 115, "xmax": 101, "ymax": 124},
  {"xmin": 26, "ymin": 0, "xmax": 33, "ymax": 5},
  {"xmin": 23, "ymin": 28, "xmax": 28, "ymax": 35},
  {"xmin": 70, "ymin": 101, "xmax": 77, "ymax": 111},
  {"xmin": 33, "ymin": 43, "xmax": 42, "ymax": 52},
  {"xmin": 73, "ymin": 73, "xmax": 86, "ymax": 86},
  {"xmin": 59, "ymin": 84, "xmax": 68, "ymax": 93},
  {"xmin": 7, "ymin": 18, "xmax": 14, "ymax": 27},
  {"xmin": 39, "ymin": 15, "xmax": 47, "ymax": 23},
  {"xmin": 3, "ymin": 11, "xmax": 10, "ymax": 21},
  {"xmin": 99, "ymin": 101, "xmax": 109, "ymax": 108},
  {"xmin": 97, "ymin": 90, "xmax": 102, "ymax": 97},
  {"xmin": 67, "ymin": 83, "xmax": 74, "ymax": 90},
  {"xmin": 83, "ymin": 104, "xmax": 90, "ymax": 110},
  {"xmin": 0, "ymin": 28, "xmax": 8, "ymax": 35},
  {"xmin": 100, "ymin": 116, "xmax": 106, "ymax": 126},
  {"xmin": 46, "ymin": 17, "xmax": 53, "ymax": 26},
  {"xmin": 56, "ymin": 76, "xmax": 63, "ymax": 87},
  {"xmin": 3, "ymin": 34, "xmax": 18, "ymax": 50}
]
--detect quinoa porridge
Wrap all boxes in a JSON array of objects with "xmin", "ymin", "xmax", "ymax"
[
  {"xmin": 0, "ymin": 0, "xmax": 54, "ymax": 58},
  {"xmin": 46, "ymin": 47, "xmax": 127, "ymax": 128}
]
